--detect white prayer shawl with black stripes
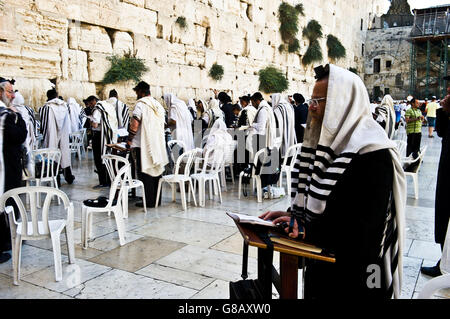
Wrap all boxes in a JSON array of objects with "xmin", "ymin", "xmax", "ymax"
[
  {"xmin": 290, "ymin": 64, "xmax": 406, "ymax": 298},
  {"xmin": 0, "ymin": 102, "xmax": 9, "ymax": 195},
  {"xmin": 107, "ymin": 97, "xmax": 130, "ymax": 129},
  {"xmin": 67, "ymin": 97, "xmax": 83, "ymax": 133},
  {"xmin": 375, "ymin": 95, "xmax": 396, "ymax": 140},
  {"xmin": 272, "ymin": 93, "xmax": 297, "ymax": 156},
  {"xmin": 246, "ymin": 101, "xmax": 278, "ymax": 154},
  {"xmin": 95, "ymin": 101, "xmax": 118, "ymax": 156},
  {"xmin": 39, "ymin": 98, "xmax": 72, "ymax": 169},
  {"xmin": 12, "ymin": 92, "xmax": 36, "ymax": 152}
]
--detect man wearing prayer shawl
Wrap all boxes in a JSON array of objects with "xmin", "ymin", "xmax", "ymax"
[
  {"xmin": 246, "ymin": 92, "xmax": 278, "ymax": 158},
  {"xmin": 272, "ymin": 93, "xmax": 297, "ymax": 156},
  {"xmin": 67, "ymin": 97, "xmax": 83, "ymax": 133},
  {"xmin": 164, "ymin": 93, "xmax": 194, "ymax": 151},
  {"xmin": 127, "ymin": 82, "xmax": 168, "ymax": 208},
  {"xmin": 374, "ymin": 94, "xmax": 396, "ymax": 140},
  {"xmin": 12, "ymin": 91, "xmax": 36, "ymax": 178},
  {"xmin": 107, "ymin": 89, "xmax": 130, "ymax": 129},
  {"xmin": 83, "ymin": 95, "xmax": 118, "ymax": 188},
  {"xmin": 260, "ymin": 64, "xmax": 406, "ymax": 299},
  {"xmin": 39, "ymin": 89, "xmax": 75, "ymax": 184},
  {"xmin": 0, "ymin": 79, "xmax": 27, "ymax": 264},
  {"xmin": 187, "ymin": 98, "xmax": 198, "ymax": 121}
]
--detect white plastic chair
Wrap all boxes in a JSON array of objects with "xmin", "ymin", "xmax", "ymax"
[
  {"xmin": 102, "ymin": 154, "xmax": 147, "ymax": 218},
  {"xmin": 26, "ymin": 148, "xmax": 62, "ymax": 207},
  {"xmin": 238, "ymin": 148, "xmax": 269, "ymax": 203},
  {"xmin": 394, "ymin": 140, "xmax": 407, "ymax": 158},
  {"xmin": 191, "ymin": 148, "xmax": 224, "ymax": 207},
  {"xmin": 155, "ymin": 148, "xmax": 199, "ymax": 211},
  {"xmin": 403, "ymin": 146, "xmax": 428, "ymax": 200},
  {"xmin": 0, "ymin": 187, "xmax": 76, "ymax": 285},
  {"xmin": 81, "ymin": 164, "xmax": 130, "ymax": 249},
  {"xmin": 278, "ymin": 143, "xmax": 302, "ymax": 196},
  {"xmin": 220, "ymin": 141, "xmax": 238, "ymax": 192},
  {"xmin": 167, "ymin": 140, "xmax": 187, "ymax": 170},
  {"xmin": 70, "ymin": 128, "xmax": 86, "ymax": 162}
]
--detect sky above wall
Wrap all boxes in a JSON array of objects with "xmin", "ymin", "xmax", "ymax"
[{"xmin": 408, "ymin": 0, "xmax": 450, "ymax": 9}]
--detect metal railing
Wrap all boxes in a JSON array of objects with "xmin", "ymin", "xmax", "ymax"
[{"xmin": 411, "ymin": 10, "xmax": 450, "ymax": 37}]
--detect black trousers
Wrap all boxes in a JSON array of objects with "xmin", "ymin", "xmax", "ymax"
[
  {"xmin": 407, "ymin": 132, "xmax": 422, "ymax": 157},
  {"xmin": 92, "ymin": 131, "xmax": 110, "ymax": 185},
  {"xmin": 133, "ymin": 148, "xmax": 162, "ymax": 208}
]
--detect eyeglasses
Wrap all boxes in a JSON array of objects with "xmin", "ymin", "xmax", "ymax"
[{"xmin": 306, "ymin": 98, "xmax": 326, "ymax": 106}]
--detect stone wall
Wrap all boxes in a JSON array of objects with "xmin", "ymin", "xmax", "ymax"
[
  {"xmin": 364, "ymin": 26, "xmax": 412, "ymax": 101},
  {"xmin": 0, "ymin": 0, "xmax": 389, "ymax": 109}
]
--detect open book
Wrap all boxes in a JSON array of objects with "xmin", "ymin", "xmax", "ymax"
[{"xmin": 226, "ymin": 212, "xmax": 277, "ymax": 228}]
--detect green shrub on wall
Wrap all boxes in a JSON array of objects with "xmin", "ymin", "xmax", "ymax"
[
  {"xmin": 102, "ymin": 51, "xmax": 148, "ymax": 85},
  {"xmin": 278, "ymin": 2, "xmax": 304, "ymax": 54},
  {"xmin": 327, "ymin": 34, "xmax": 346, "ymax": 60},
  {"xmin": 209, "ymin": 63, "xmax": 224, "ymax": 81},
  {"xmin": 258, "ymin": 66, "xmax": 289, "ymax": 94},
  {"xmin": 302, "ymin": 40, "xmax": 323, "ymax": 66},
  {"xmin": 302, "ymin": 20, "xmax": 323, "ymax": 66}
]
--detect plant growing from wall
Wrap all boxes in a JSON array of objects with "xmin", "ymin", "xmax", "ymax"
[
  {"xmin": 327, "ymin": 34, "xmax": 346, "ymax": 60},
  {"xmin": 102, "ymin": 51, "xmax": 148, "ymax": 85},
  {"xmin": 302, "ymin": 19, "xmax": 323, "ymax": 66},
  {"xmin": 175, "ymin": 16, "xmax": 187, "ymax": 29},
  {"xmin": 208, "ymin": 63, "xmax": 224, "ymax": 81},
  {"xmin": 278, "ymin": 2, "xmax": 304, "ymax": 54},
  {"xmin": 258, "ymin": 66, "xmax": 289, "ymax": 94}
]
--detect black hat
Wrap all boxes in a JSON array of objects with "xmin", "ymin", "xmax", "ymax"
[
  {"xmin": 0, "ymin": 77, "xmax": 15, "ymax": 85},
  {"xmin": 133, "ymin": 81, "xmax": 150, "ymax": 92},
  {"xmin": 293, "ymin": 93, "xmax": 305, "ymax": 104},
  {"xmin": 218, "ymin": 92, "xmax": 232, "ymax": 103},
  {"xmin": 250, "ymin": 92, "xmax": 263, "ymax": 101},
  {"xmin": 83, "ymin": 95, "xmax": 99, "ymax": 104},
  {"xmin": 239, "ymin": 95, "xmax": 251, "ymax": 103},
  {"xmin": 314, "ymin": 64, "xmax": 330, "ymax": 80}
]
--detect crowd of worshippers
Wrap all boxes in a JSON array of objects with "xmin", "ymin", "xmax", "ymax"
[{"xmin": 0, "ymin": 63, "xmax": 449, "ymax": 300}]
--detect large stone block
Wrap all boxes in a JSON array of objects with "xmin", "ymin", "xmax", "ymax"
[
  {"xmin": 87, "ymin": 52, "xmax": 111, "ymax": 83},
  {"xmin": 56, "ymin": 80, "xmax": 96, "ymax": 104},
  {"xmin": 185, "ymin": 45, "xmax": 206, "ymax": 67},
  {"xmin": 69, "ymin": 23, "xmax": 112, "ymax": 54},
  {"xmin": 13, "ymin": 77, "xmax": 54, "ymax": 110},
  {"xmin": 63, "ymin": 49, "xmax": 89, "ymax": 82},
  {"xmin": 112, "ymin": 32, "xmax": 134, "ymax": 56},
  {"xmin": 0, "ymin": 42, "xmax": 61, "ymax": 79}
]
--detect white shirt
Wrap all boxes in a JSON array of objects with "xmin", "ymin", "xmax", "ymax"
[
  {"xmin": 131, "ymin": 101, "xmax": 145, "ymax": 148},
  {"xmin": 250, "ymin": 106, "xmax": 268, "ymax": 135},
  {"xmin": 90, "ymin": 109, "xmax": 102, "ymax": 131}
]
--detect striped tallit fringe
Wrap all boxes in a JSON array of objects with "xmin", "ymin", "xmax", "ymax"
[
  {"xmin": 291, "ymin": 144, "xmax": 355, "ymax": 216},
  {"xmin": 379, "ymin": 196, "xmax": 400, "ymax": 298},
  {"xmin": 96, "ymin": 102, "xmax": 114, "ymax": 155},
  {"xmin": 39, "ymin": 105, "xmax": 50, "ymax": 142},
  {"xmin": 121, "ymin": 103, "xmax": 130, "ymax": 129},
  {"xmin": 24, "ymin": 105, "xmax": 38, "ymax": 137}
]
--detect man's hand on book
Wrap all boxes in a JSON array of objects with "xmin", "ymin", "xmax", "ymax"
[
  {"xmin": 259, "ymin": 210, "xmax": 289, "ymax": 222},
  {"xmin": 273, "ymin": 216, "xmax": 301, "ymax": 239}
]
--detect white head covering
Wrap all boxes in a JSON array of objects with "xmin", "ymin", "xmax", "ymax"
[
  {"xmin": 164, "ymin": 93, "xmax": 194, "ymax": 150},
  {"xmin": 67, "ymin": 97, "xmax": 82, "ymax": 133},
  {"xmin": 291, "ymin": 64, "xmax": 406, "ymax": 298},
  {"xmin": 187, "ymin": 98, "xmax": 197, "ymax": 112},
  {"xmin": 204, "ymin": 118, "xmax": 233, "ymax": 166},
  {"xmin": 12, "ymin": 91, "xmax": 25, "ymax": 107}
]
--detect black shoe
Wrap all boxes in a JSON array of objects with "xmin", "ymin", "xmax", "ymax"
[
  {"xmin": 0, "ymin": 252, "xmax": 11, "ymax": 264},
  {"xmin": 420, "ymin": 265, "xmax": 442, "ymax": 277}
]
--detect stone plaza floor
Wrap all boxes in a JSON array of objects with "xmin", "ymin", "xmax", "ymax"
[{"xmin": 0, "ymin": 126, "xmax": 448, "ymax": 299}]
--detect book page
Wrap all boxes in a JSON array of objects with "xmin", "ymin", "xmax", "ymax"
[{"xmin": 227, "ymin": 212, "xmax": 276, "ymax": 228}]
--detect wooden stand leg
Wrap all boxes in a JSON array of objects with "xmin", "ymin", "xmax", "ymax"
[{"xmin": 280, "ymin": 253, "xmax": 298, "ymax": 299}]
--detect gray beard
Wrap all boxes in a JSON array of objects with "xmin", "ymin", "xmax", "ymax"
[
  {"xmin": 1, "ymin": 92, "xmax": 11, "ymax": 107},
  {"xmin": 303, "ymin": 114, "xmax": 322, "ymax": 149}
]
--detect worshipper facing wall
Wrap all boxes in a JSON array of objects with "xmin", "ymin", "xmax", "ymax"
[
  {"xmin": 39, "ymin": 88, "xmax": 75, "ymax": 184},
  {"xmin": 271, "ymin": 93, "xmax": 297, "ymax": 156},
  {"xmin": 421, "ymin": 87, "xmax": 450, "ymax": 278},
  {"xmin": 187, "ymin": 98, "xmax": 198, "ymax": 121},
  {"xmin": 217, "ymin": 91, "xmax": 235, "ymax": 128},
  {"xmin": 107, "ymin": 89, "xmax": 130, "ymax": 130},
  {"xmin": 0, "ymin": 79, "xmax": 27, "ymax": 264},
  {"xmin": 236, "ymin": 95, "xmax": 257, "ymax": 130},
  {"xmin": 164, "ymin": 93, "xmax": 194, "ymax": 151},
  {"xmin": 374, "ymin": 94, "xmax": 396, "ymax": 140},
  {"xmin": 260, "ymin": 64, "xmax": 406, "ymax": 299},
  {"xmin": 12, "ymin": 91, "xmax": 36, "ymax": 178},
  {"xmin": 293, "ymin": 93, "xmax": 308, "ymax": 143},
  {"xmin": 127, "ymin": 81, "xmax": 168, "ymax": 208},
  {"xmin": 67, "ymin": 97, "xmax": 83, "ymax": 134},
  {"xmin": 83, "ymin": 95, "xmax": 118, "ymax": 188},
  {"xmin": 405, "ymin": 97, "xmax": 424, "ymax": 157}
]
